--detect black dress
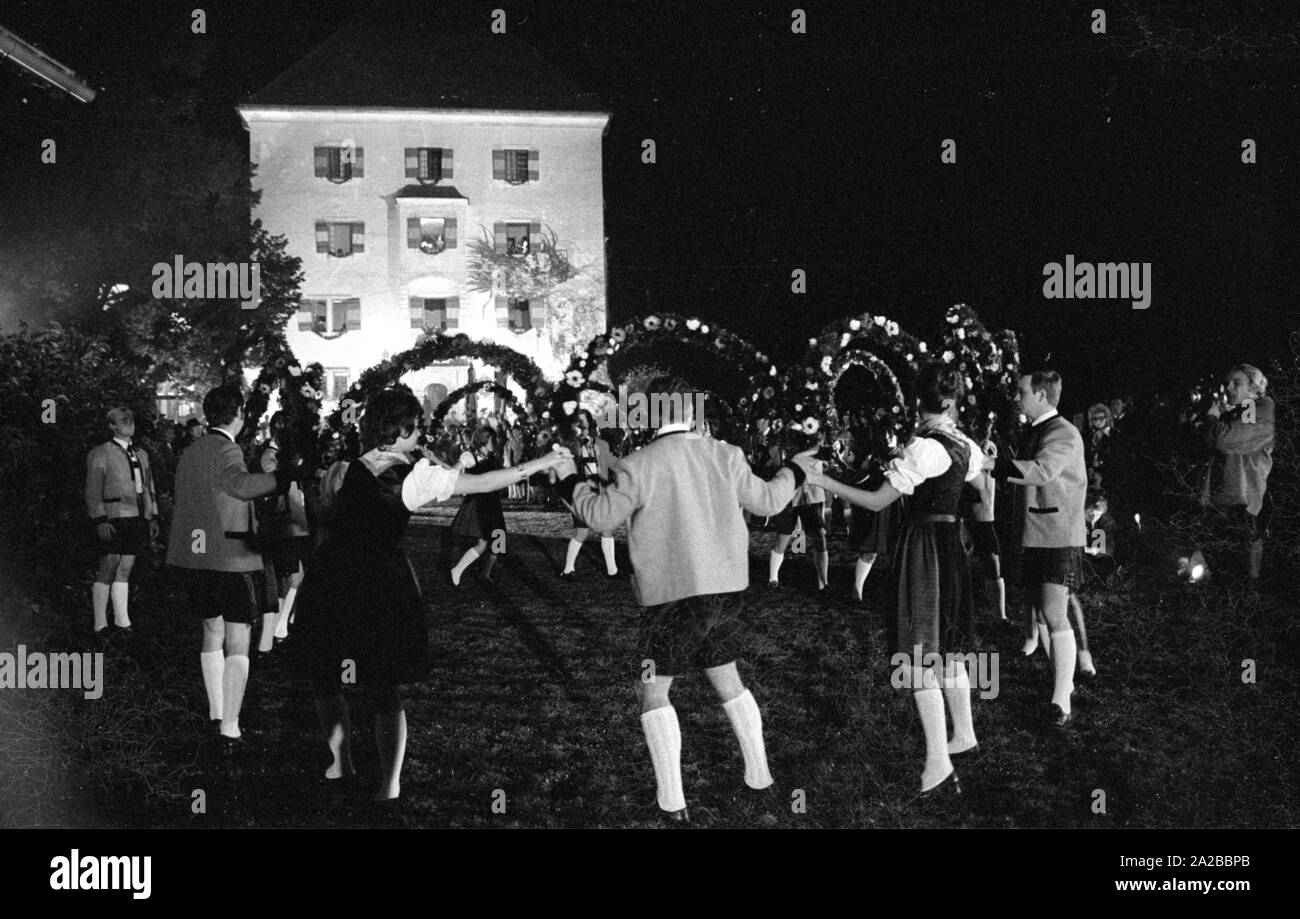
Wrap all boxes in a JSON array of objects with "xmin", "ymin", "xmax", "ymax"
[
  {"xmin": 450, "ymin": 454, "xmax": 507, "ymax": 539},
  {"xmin": 892, "ymin": 431, "xmax": 975, "ymax": 657},
  {"xmin": 294, "ymin": 459, "xmax": 431, "ymax": 689}
]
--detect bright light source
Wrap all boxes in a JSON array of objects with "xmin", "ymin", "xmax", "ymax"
[{"xmin": 1190, "ymin": 564, "xmax": 1205, "ymax": 581}]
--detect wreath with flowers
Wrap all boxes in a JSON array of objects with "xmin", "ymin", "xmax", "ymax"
[
  {"xmin": 430, "ymin": 380, "xmax": 526, "ymax": 428},
  {"xmin": 322, "ymin": 333, "xmax": 549, "ymax": 443},
  {"xmin": 240, "ymin": 351, "xmax": 327, "ymax": 467},
  {"xmin": 555, "ymin": 313, "xmax": 784, "ymax": 429},
  {"xmin": 763, "ymin": 312, "xmax": 928, "ymax": 446},
  {"xmin": 939, "ymin": 303, "xmax": 1023, "ymax": 445}
]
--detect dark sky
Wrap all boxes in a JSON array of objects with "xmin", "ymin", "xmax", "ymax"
[{"xmin": 1, "ymin": 0, "xmax": 1297, "ymax": 409}]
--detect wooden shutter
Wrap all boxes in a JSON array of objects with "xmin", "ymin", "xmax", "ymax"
[
  {"xmin": 529, "ymin": 300, "xmax": 545, "ymax": 330},
  {"xmin": 445, "ymin": 296, "xmax": 460, "ymax": 328},
  {"xmin": 405, "ymin": 148, "xmax": 418, "ymax": 178},
  {"xmin": 297, "ymin": 303, "xmax": 316, "ymax": 331},
  {"xmin": 350, "ymin": 223, "xmax": 365, "ymax": 253},
  {"xmin": 344, "ymin": 298, "xmax": 361, "ymax": 330},
  {"xmin": 528, "ymin": 149, "xmax": 539, "ymax": 182},
  {"xmin": 492, "ymin": 149, "xmax": 505, "ymax": 180},
  {"xmin": 442, "ymin": 148, "xmax": 454, "ymax": 179},
  {"xmin": 407, "ymin": 217, "xmax": 421, "ymax": 248},
  {"xmin": 493, "ymin": 222, "xmax": 506, "ymax": 255},
  {"xmin": 315, "ymin": 222, "xmax": 329, "ymax": 253},
  {"xmin": 409, "ymin": 298, "xmax": 425, "ymax": 329},
  {"xmin": 528, "ymin": 221, "xmax": 541, "ymax": 250},
  {"xmin": 314, "ymin": 147, "xmax": 329, "ymax": 177},
  {"xmin": 444, "ymin": 217, "xmax": 457, "ymax": 248},
  {"xmin": 495, "ymin": 297, "xmax": 508, "ymax": 327},
  {"xmin": 331, "ymin": 299, "xmax": 347, "ymax": 332},
  {"xmin": 351, "ymin": 148, "xmax": 363, "ymax": 177}
]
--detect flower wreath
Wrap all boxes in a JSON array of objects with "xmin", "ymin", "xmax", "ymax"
[
  {"xmin": 555, "ymin": 313, "xmax": 783, "ymax": 429},
  {"xmin": 431, "ymin": 380, "xmax": 525, "ymax": 428},
  {"xmin": 323, "ymin": 332, "xmax": 549, "ymax": 438},
  {"xmin": 940, "ymin": 303, "xmax": 1023, "ymax": 445},
  {"xmin": 240, "ymin": 353, "xmax": 326, "ymax": 467}
]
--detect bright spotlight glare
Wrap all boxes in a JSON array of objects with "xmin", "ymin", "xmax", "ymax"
[{"xmin": 1190, "ymin": 564, "xmax": 1205, "ymax": 581}]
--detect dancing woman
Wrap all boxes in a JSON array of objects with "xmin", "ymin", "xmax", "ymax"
[
  {"xmin": 293, "ymin": 390, "xmax": 568, "ymax": 802},
  {"xmin": 448, "ymin": 425, "xmax": 508, "ymax": 585},
  {"xmin": 799, "ymin": 364, "xmax": 987, "ymax": 795},
  {"xmin": 552, "ymin": 409, "xmax": 619, "ymax": 580}
]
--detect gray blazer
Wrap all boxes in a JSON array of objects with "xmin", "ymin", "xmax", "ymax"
[
  {"xmin": 998, "ymin": 415, "xmax": 1087, "ymax": 549},
  {"xmin": 166, "ymin": 432, "xmax": 277, "ymax": 572}
]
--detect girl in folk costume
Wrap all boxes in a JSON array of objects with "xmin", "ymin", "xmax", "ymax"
[
  {"xmin": 293, "ymin": 390, "xmax": 569, "ymax": 802},
  {"xmin": 960, "ymin": 415, "xmax": 1007, "ymax": 624},
  {"xmin": 801, "ymin": 364, "xmax": 988, "ymax": 795},
  {"xmin": 767, "ymin": 431, "xmax": 830, "ymax": 592},
  {"xmin": 844, "ymin": 414, "xmax": 903, "ymax": 602},
  {"xmin": 1198, "ymin": 363, "xmax": 1275, "ymax": 584},
  {"xmin": 551, "ymin": 409, "xmax": 620, "ymax": 580},
  {"xmin": 255, "ymin": 413, "xmax": 310, "ymax": 652},
  {"xmin": 448, "ymin": 426, "xmax": 508, "ymax": 585}
]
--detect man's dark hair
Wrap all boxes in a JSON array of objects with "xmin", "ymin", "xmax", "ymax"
[
  {"xmin": 1025, "ymin": 370, "xmax": 1063, "ymax": 407},
  {"xmin": 202, "ymin": 385, "xmax": 245, "ymax": 428},
  {"xmin": 916, "ymin": 362, "xmax": 965, "ymax": 414},
  {"xmin": 361, "ymin": 389, "xmax": 423, "ymax": 450},
  {"xmin": 643, "ymin": 375, "xmax": 696, "ymax": 427}
]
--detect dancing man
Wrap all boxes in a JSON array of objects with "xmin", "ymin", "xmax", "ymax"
[
  {"xmin": 557, "ymin": 377, "xmax": 807, "ymax": 823},
  {"xmin": 991, "ymin": 371, "xmax": 1087, "ymax": 728},
  {"xmin": 85, "ymin": 407, "xmax": 159, "ymax": 641},
  {"xmin": 168, "ymin": 385, "xmax": 299, "ymax": 752}
]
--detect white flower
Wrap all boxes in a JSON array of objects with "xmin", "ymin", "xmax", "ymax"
[
  {"xmin": 577, "ymin": 351, "xmax": 589, "ymax": 361},
  {"xmin": 820, "ymin": 355, "xmax": 833, "ymax": 374},
  {"xmin": 644, "ymin": 316, "xmax": 661, "ymax": 330},
  {"xmin": 886, "ymin": 321, "xmax": 900, "ymax": 336},
  {"xmin": 769, "ymin": 366, "xmax": 777, "ymax": 377},
  {"xmin": 956, "ymin": 327, "xmax": 966, "ymax": 340},
  {"xmin": 686, "ymin": 318, "xmax": 700, "ymax": 331},
  {"xmin": 808, "ymin": 337, "xmax": 818, "ymax": 347},
  {"xmin": 541, "ymin": 410, "xmax": 551, "ymax": 419},
  {"xmin": 562, "ymin": 400, "xmax": 578, "ymax": 415},
  {"xmin": 795, "ymin": 403, "xmax": 803, "ymax": 412},
  {"xmin": 905, "ymin": 353, "xmax": 914, "ymax": 361},
  {"xmin": 700, "ymin": 324, "xmax": 710, "ymax": 334},
  {"xmin": 288, "ymin": 365, "xmax": 302, "ymax": 377},
  {"xmin": 300, "ymin": 384, "xmax": 314, "ymax": 397},
  {"xmin": 664, "ymin": 317, "xmax": 678, "ymax": 330},
  {"xmin": 964, "ymin": 376, "xmax": 974, "ymax": 390},
  {"xmin": 565, "ymin": 370, "xmax": 585, "ymax": 387},
  {"xmin": 841, "ymin": 333, "xmax": 851, "ymax": 347},
  {"xmin": 942, "ymin": 350, "xmax": 955, "ymax": 362},
  {"xmin": 918, "ymin": 342, "xmax": 928, "ymax": 354},
  {"xmin": 848, "ymin": 319, "xmax": 861, "ymax": 331},
  {"xmin": 762, "ymin": 386, "xmax": 775, "ymax": 399},
  {"xmin": 610, "ymin": 328, "xmax": 627, "ymax": 343},
  {"xmin": 948, "ymin": 313, "xmax": 960, "ymax": 324},
  {"xmin": 874, "ymin": 315, "xmax": 886, "ymax": 326},
  {"xmin": 806, "ymin": 381, "xmax": 818, "ymax": 391},
  {"xmin": 259, "ymin": 384, "xmax": 271, "ymax": 394},
  {"xmin": 802, "ymin": 418, "xmax": 820, "ymax": 435}
]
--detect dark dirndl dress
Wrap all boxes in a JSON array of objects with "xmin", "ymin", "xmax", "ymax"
[
  {"xmin": 293, "ymin": 460, "xmax": 430, "ymax": 690},
  {"xmin": 848, "ymin": 465, "xmax": 901, "ymax": 557},
  {"xmin": 450, "ymin": 455, "xmax": 507, "ymax": 540},
  {"xmin": 892, "ymin": 432, "xmax": 975, "ymax": 657}
]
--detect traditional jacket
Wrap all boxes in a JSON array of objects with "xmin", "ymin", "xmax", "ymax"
[
  {"xmin": 166, "ymin": 431, "xmax": 275, "ymax": 572},
  {"xmin": 85, "ymin": 439, "xmax": 158, "ymax": 523},
  {"xmin": 994, "ymin": 412, "xmax": 1087, "ymax": 549},
  {"xmin": 1201, "ymin": 396, "xmax": 1274, "ymax": 516}
]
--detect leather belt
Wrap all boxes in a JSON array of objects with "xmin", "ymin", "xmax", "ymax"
[{"xmin": 911, "ymin": 513, "xmax": 958, "ymax": 524}]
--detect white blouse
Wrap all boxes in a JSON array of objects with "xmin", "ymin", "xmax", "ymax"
[
  {"xmin": 885, "ymin": 431, "xmax": 984, "ymax": 496},
  {"xmin": 360, "ymin": 451, "xmax": 460, "ymax": 511}
]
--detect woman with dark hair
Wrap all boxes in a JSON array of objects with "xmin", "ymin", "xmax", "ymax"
[
  {"xmin": 799, "ymin": 363, "xmax": 989, "ymax": 796},
  {"xmin": 293, "ymin": 389, "xmax": 569, "ymax": 803},
  {"xmin": 1199, "ymin": 363, "xmax": 1276, "ymax": 583},
  {"xmin": 448, "ymin": 425, "xmax": 508, "ymax": 585},
  {"xmin": 552, "ymin": 408, "xmax": 619, "ymax": 580},
  {"xmin": 254, "ymin": 412, "xmax": 310, "ymax": 652}
]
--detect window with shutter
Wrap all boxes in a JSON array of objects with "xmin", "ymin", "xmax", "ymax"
[
  {"xmin": 314, "ymin": 147, "xmax": 329, "ymax": 178},
  {"xmin": 407, "ymin": 217, "xmax": 421, "ymax": 249},
  {"xmin": 506, "ymin": 222, "xmax": 530, "ymax": 256},
  {"xmin": 351, "ymin": 147, "xmax": 364, "ymax": 177},
  {"xmin": 442, "ymin": 148, "xmax": 454, "ymax": 180},
  {"xmin": 445, "ymin": 217, "xmax": 457, "ymax": 249},
  {"xmin": 344, "ymin": 298, "xmax": 362, "ymax": 330},
  {"xmin": 415, "ymin": 147, "xmax": 442, "ymax": 182},
  {"xmin": 528, "ymin": 149, "xmax": 539, "ymax": 182},
  {"xmin": 328, "ymin": 224, "xmax": 351, "ymax": 257},
  {"xmin": 405, "ymin": 148, "xmax": 419, "ymax": 178},
  {"xmin": 528, "ymin": 221, "xmax": 541, "ymax": 252},
  {"xmin": 445, "ymin": 296, "xmax": 460, "ymax": 329},
  {"xmin": 503, "ymin": 149, "xmax": 529, "ymax": 184},
  {"xmin": 493, "ymin": 222, "xmax": 507, "ymax": 255},
  {"xmin": 315, "ymin": 222, "xmax": 329, "ymax": 253},
  {"xmin": 492, "ymin": 149, "xmax": 505, "ymax": 181},
  {"xmin": 331, "ymin": 299, "xmax": 348, "ymax": 332},
  {"xmin": 298, "ymin": 298, "xmax": 326, "ymax": 331},
  {"xmin": 529, "ymin": 301, "xmax": 546, "ymax": 331},
  {"xmin": 417, "ymin": 218, "xmax": 446, "ymax": 254},
  {"xmin": 409, "ymin": 299, "xmax": 425, "ymax": 329},
  {"xmin": 350, "ymin": 223, "xmax": 365, "ymax": 254},
  {"xmin": 508, "ymin": 299, "xmax": 531, "ymax": 331}
]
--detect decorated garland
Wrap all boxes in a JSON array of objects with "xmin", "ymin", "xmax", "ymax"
[
  {"xmin": 554, "ymin": 313, "xmax": 783, "ymax": 427},
  {"xmin": 240, "ymin": 351, "xmax": 326, "ymax": 467},
  {"xmin": 430, "ymin": 380, "xmax": 525, "ymax": 428},
  {"xmin": 323, "ymin": 332, "xmax": 550, "ymax": 438},
  {"xmin": 939, "ymin": 303, "xmax": 1023, "ymax": 445}
]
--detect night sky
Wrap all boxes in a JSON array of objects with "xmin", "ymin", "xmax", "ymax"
[{"xmin": 1, "ymin": 0, "xmax": 1297, "ymax": 409}]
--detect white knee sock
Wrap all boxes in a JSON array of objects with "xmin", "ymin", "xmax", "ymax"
[
  {"xmin": 274, "ymin": 588, "xmax": 295, "ymax": 639},
  {"xmin": 722, "ymin": 690, "xmax": 774, "ymax": 789},
  {"xmin": 1050, "ymin": 629, "xmax": 1076, "ymax": 714},
  {"xmin": 451, "ymin": 547, "xmax": 481, "ymax": 585},
  {"xmin": 853, "ymin": 556, "xmax": 874, "ymax": 600},
  {"xmin": 200, "ymin": 651, "xmax": 225, "ymax": 721},
  {"xmin": 1078, "ymin": 649, "xmax": 1096, "ymax": 675},
  {"xmin": 769, "ymin": 551, "xmax": 784, "ymax": 583},
  {"xmin": 641, "ymin": 706, "xmax": 687, "ymax": 812},
  {"xmin": 913, "ymin": 678, "xmax": 954, "ymax": 791},
  {"xmin": 110, "ymin": 581, "xmax": 131, "ymax": 628},
  {"xmin": 600, "ymin": 536, "xmax": 618, "ymax": 575},
  {"xmin": 814, "ymin": 551, "xmax": 829, "ymax": 589},
  {"xmin": 563, "ymin": 538, "xmax": 582, "ymax": 574},
  {"xmin": 942, "ymin": 663, "xmax": 978, "ymax": 754},
  {"xmin": 258, "ymin": 613, "xmax": 277, "ymax": 653},
  {"xmin": 92, "ymin": 582, "xmax": 110, "ymax": 632},
  {"xmin": 220, "ymin": 654, "xmax": 250, "ymax": 739}
]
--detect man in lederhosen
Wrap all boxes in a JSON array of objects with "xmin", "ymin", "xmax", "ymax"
[
  {"xmin": 168, "ymin": 385, "xmax": 299, "ymax": 753},
  {"xmin": 86, "ymin": 407, "xmax": 159, "ymax": 641},
  {"xmin": 991, "ymin": 371, "xmax": 1088, "ymax": 728}
]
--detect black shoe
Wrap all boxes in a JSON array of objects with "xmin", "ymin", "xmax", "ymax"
[
  {"xmin": 949, "ymin": 742, "xmax": 980, "ymax": 758},
  {"xmin": 767, "ymin": 580, "xmax": 780, "ymax": 590},
  {"xmin": 606, "ymin": 570, "xmax": 621, "ymax": 580},
  {"xmin": 559, "ymin": 570, "xmax": 577, "ymax": 581},
  {"xmin": 112, "ymin": 625, "xmax": 134, "ymax": 640},
  {"xmin": 919, "ymin": 769, "xmax": 961, "ymax": 799},
  {"xmin": 1049, "ymin": 704, "xmax": 1073, "ymax": 729},
  {"xmin": 660, "ymin": 807, "xmax": 690, "ymax": 826},
  {"xmin": 92, "ymin": 629, "xmax": 110, "ymax": 649},
  {"xmin": 217, "ymin": 734, "xmax": 245, "ymax": 761}
]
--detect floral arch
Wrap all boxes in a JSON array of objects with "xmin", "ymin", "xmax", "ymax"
[
  {"xmin": 322, "ymin": 333, "xmax": 549, "ymax": 440},
  {"xmin": 938, "ymin": 303, "xmax": 1023, "ymax": 445},
  {"xmin": 430, "ymin": 380, "xmax": 526, "ymax": 428},
  {"xmin": 240, "ymin": 351, "xmax": 326, "ymax": 466},
  {"xmin": 554, "ymin": 313, "xmax": 784, "ymax": 429}
]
